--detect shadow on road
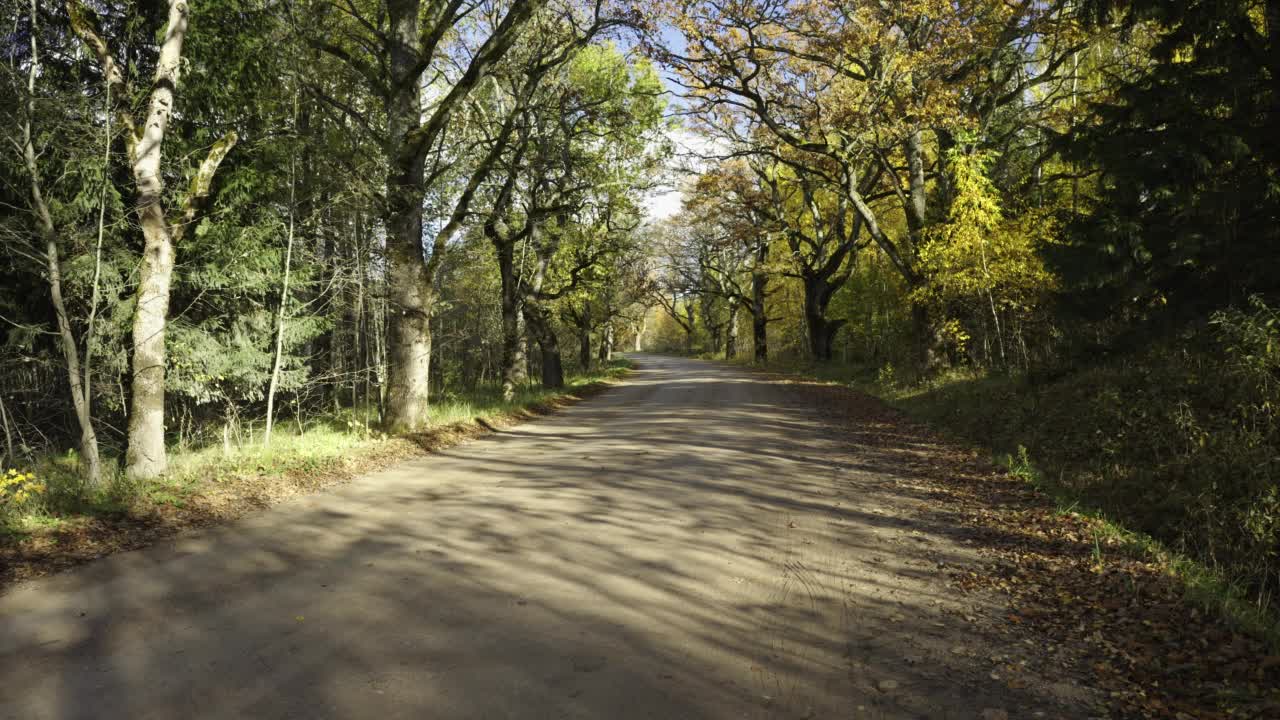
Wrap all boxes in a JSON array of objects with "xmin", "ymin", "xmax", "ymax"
[{"xmin": 1, "ymin": 354, "xmax": 1090, "ymax": 719}]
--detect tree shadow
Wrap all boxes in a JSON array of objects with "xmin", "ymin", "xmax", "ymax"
[{"xmin": 0, "ymin": 354, "xmax": 1096, "ymax": 719}]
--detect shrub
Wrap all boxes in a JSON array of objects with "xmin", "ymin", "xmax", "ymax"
[
  {"xmin": 894, "ymin": 299, "xmax": 1280, "ymax": 611},
  {"xmin": 0, "ymin": 468, "xmax": 47, "ymax": 524}
]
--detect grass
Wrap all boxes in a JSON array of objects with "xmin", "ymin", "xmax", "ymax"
[
  {"xmin": 729, "ymin": 354, "xmax": 1280, "ymax": 647},
  {"xmin": 1, "ymin": 359, "xmax": 632, "ymax": 546},
  {"xmin": 995, "ymin": 442, "xmax": 1280, "ymax": 648}
]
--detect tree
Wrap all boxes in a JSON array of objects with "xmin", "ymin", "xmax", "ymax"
[
  {"xmin": 914, "ymin": 148, "xmax": 1056, "ymax": 367},
  {"xmin": 754, "ymin": 159, "xmax": 867, "ymax": 361},
  {"xmin": 8, "ymin": 0, "xmax": 107, "ymax": 484},
  {"xmin": 677, "ymin": 159, "xmax": 776, "ymax": 361},
  {"xmin": 295, "ymin": 0, "xmax": 547, "ymax": 431},
  {"xmin": 1055, "ymin": 0, "xmax": 1280, "ymax": 332},
  {"xmin": 480, "ymin": 39, "xmax": 665, "ymax": 392},
  {"xmin": 69, "ymin": 0, "xmax": 237, "ymax": 479},
  {"xmin": 657, "ymin": 0, "xmax": 1085, "ymax": 367}
]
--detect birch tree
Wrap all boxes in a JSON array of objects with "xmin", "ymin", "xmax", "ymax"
[
  {"xmin": 10, "ymin": 0, "xmax": 104, "ymax": 484},
  {"xmin": 69, "ymin": 0, "xmax": 237, "ymax": 479}
]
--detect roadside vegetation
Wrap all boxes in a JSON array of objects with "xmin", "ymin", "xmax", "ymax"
[
  {"xmin": 2, "ymin": 0, "xmax": 1276, "ymax": 702},
  {"xmin": 2, "ymin": 1, "xmax": 660, "ymax": 572},
  {"xmin": 643, "ymin": 0, "xmax": 1280, "ymax": 651},
  {"xmin": 735, "ymin": 342, "xmax": 1280, "ymax": 647},
  {"xmin": 1, "ymin": 359, "xmax": 630, "ymax": 587}
]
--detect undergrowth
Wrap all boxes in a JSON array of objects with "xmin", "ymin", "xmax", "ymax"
[
  {"xmin": 1, "ymin": 359, "xmax": 632, "ymax": 540},
  {"xmin": 732, "ymin": 308, "xmax": 1280, "ymax": 645}
]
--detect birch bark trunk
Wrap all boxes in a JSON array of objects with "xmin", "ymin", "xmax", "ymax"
[
  {"xmin": 122, "ymin": 0, "xmax": 192, "ymax": 479},
  {"xmin": 22, "ymin": 0, "xmax": 102, "ymax": 484},
  {"xmin": 70, "ymin": 0, "xmax": 235, "ymax": 478}
]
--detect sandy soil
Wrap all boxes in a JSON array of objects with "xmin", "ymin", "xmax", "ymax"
[{"xmin": 0, "ymin": 355, "xmax": 1102, "ymax": 719}]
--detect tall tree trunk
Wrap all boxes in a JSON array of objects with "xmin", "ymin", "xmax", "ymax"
[
  {"xmin": 725, "ymin": 306, "xmax": 738, "ymax": 360},
  {"xmin": 900, "ymin": 128, "xmax": 945, "ymax": 374},
  {"xmin": 525, "ymin": 304, "xmax": 564, "ymax": 389},
  {"xmin": 22, "ymin": 0, "xmax": 102, "ymax": 484},
  {"xmin": 598, "ymin": 322, "xmax": 613, "ymax": 363},
  {"xmin": 577, "ymin": 305, "xmax": 592, "ymax": 371},
  {"xmin": 750, "ymin": 237, "xmax": 770, "ymax": 363},
  {"xmin": 310, "ymin": 207, "xmax": 335, "ymax": 404},
  {"xmin": 701, "ymin": 296, "xmax": 722, "ymax": 356},
  {"xmin": 752, "ymin": 313, "xmax": 768, "ymax": 362},
  {"xmin": 683, "ymin": 305, "xmax": 696, "ymax": 354},
  {"xmin": 382, "ymin": 0, "xmax": 432, "ymax": 432},
  {"xmin": 911, "ymin": 300, "xmax": 946, "ymax": 372},
  {"xmin": 751, "ymin": 286, "xmax": 768, "ymax": 362},
  {"xmin": 70, "ymin": 0, "xmax": 234, "ymax": 479},
  {"xmin": 526, "ymin": 333, "xmax": 538, "ymax": 380},
  {"xmin": 523, "ymin": 223, "xmax": 563, "ymax": 388},
  {"xmin": 579, "ymin": 330, "xmax": 592, "ymax": 370},
  {"xmin": 934, "ymin": 127, "xmax": 958, "ymax": 215},
  {"xmin": 264, "ymin": 147, "xmax": 297, "ymax": 447},
  {"xmin": 123, "ymin": 0, "xmax": 192, "ymax": 480},
  {"xmin": 34, "ymin": 194, "xmax": 103, "ymax": 487},
  {"xmin": 502, "ymin": 307, "xmax": 528, "ymax": 399},
  {"xmin": 496, "ymin": 241, "xmax": 527, "ymax": 401},
  {"xmin": 904, "ymin": 126, "xmax": 929, "ymax": 245},
  {"xmin": 802, "ymin": 275, "xmax": 845, "ymax": 362},
  {"xmin": 126, "ymin": 220, "xmax": 174, "ymax": 478}
]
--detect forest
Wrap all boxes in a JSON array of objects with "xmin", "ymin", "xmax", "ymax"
[
  {"xmin": 640, "ymin": 0, "xmax": 1280, "ymax": 624},
  {"xmin": 2, "ymin": 3, "xmax": 665, "ymax": 494},
  {"xmin": 1, "ymin": 0, "xmax": 1278, "ymax": 663}
]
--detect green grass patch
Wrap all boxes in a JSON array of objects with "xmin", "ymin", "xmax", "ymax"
[{"xmin": 2, "ymin": 359, "xmax": 633, "ymax": 543}]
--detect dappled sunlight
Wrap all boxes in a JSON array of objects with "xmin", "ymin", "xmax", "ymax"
[{"xmin": 0, "ymin": 356, "xmax": 1087, "ymax": 719}]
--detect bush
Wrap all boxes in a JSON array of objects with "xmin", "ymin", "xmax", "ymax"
[
  {"xmin": 0, "ymin": 467, "xmax": 47, "ymax": 524},
  {"xmin": 893, "ymin": 299, "xmax": 1280, "ymax": 611}
]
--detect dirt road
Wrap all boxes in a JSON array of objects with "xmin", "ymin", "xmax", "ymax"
[{"xmin": 0, "ymin": 355, "xmax": 1095, "ymax": 719}]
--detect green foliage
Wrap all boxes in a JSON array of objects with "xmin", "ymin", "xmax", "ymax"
[
  {"xmin": 885, "ymin": 301, "xmax": 1280, "ymax": 612},
  {"xmin": 1056, "ymin": 0, "xmax": 1279, "ymax": 328},
  {"xmin": 915, "ymin": 149, "xmax": 1057, "ymax": 365}
]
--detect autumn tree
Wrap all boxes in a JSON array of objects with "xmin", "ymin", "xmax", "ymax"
[
  {"xmin": 656, "ymin": 0, "xmax": 1085, "ymax": 366},
  {"xmin": 677, "ymin": 159, "xmax": 776, "ymax": 361}
]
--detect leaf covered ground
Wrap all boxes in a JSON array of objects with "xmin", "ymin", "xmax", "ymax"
[{"xmin": 780, "ymin": 373, "xmax": 1280, "ymax": 719}]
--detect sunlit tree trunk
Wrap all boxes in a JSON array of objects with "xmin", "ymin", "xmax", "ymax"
[
  {"xmin": 21, "ymin": 0, "xmax": 102, "ymax": 484},
  {"xmin": 70, "ymin": 0, "xmax": 235, "ymax": 479},
  {"xmin": 598, "ymin": 322, "xmax": 613, "ymax": 363},
  {"xmin": 125, "ymin": 1, "xmax": 190, "ymax": 478},
  {"xmin": 903, "ymin": 128, "xmax": 946, "ymax": 371},
  {"xmin": 264, "ymin": 147, "xmax": 297, "ymax": 447},
  {"xmin": 496, "ymin": 241, "xmax": 527, "ymax": 401},
  {"xmin": 524, "ymin": 222, "xmax": 565, "ymax": 388},
  {"xmin": 382, "ymin": 0, "xmax": 433, "ymax": 432}
]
